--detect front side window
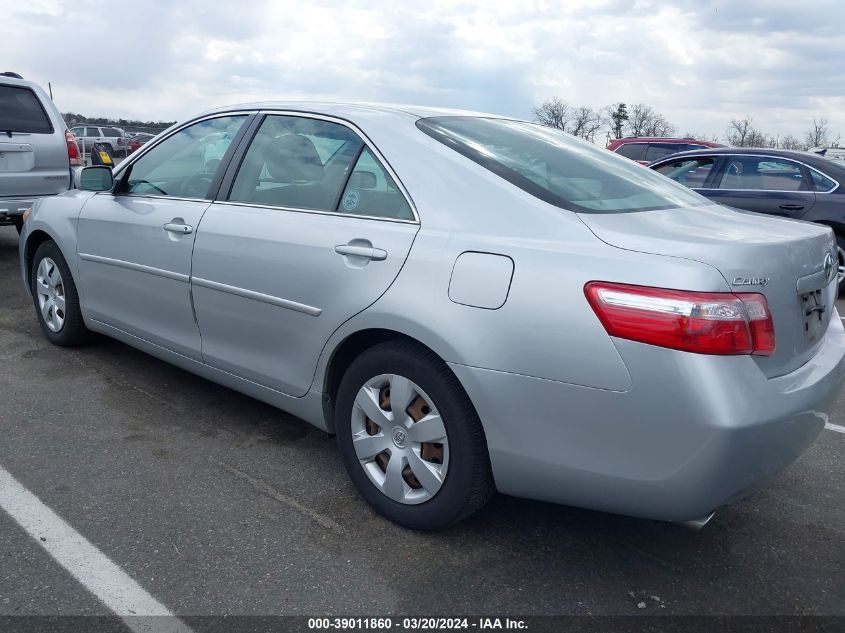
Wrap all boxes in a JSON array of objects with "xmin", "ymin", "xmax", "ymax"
[
  {"xmin": 718, "ymin": 157, "xmax": 807, "ymax": 191},
  {"xmin": 418, "ymin": 117, "xmax": 708, "ymax": 213},
  {"xmin": 654, "ymin": 158, "xmax": 715, "ymax": 188},
  {"xmin": 0, "ymin": 85, "xmax": 52, "ymax": 134},
  {"xmin": 124, "ymin": 115, "xmax": 247, "ymax": 199},
  {"xmin": 337, "ymin": 148, "xmax": 414, "ymax": 220},
  {"xmin": 229, "ymin": 115, "xmax": 363, "ymax": 212}
]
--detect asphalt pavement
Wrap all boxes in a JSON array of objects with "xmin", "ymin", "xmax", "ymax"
[{"xmin": 0, "ymin": 225, "xmax": 843, "ymax": 621}]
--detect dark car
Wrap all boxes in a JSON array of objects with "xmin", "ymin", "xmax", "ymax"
[
  {"xmin": 608, "ymin": 137, "xmax": 727, "ymax": 164},
  {"xmin": 650, "ymin": 148, "xmax": 845, "ymax": 291}
]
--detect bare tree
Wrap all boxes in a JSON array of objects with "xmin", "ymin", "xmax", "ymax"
[
  {"xmin": 571, "ymin": 106, "xmax": 603, "ymax": 142},
  {"xmin": 805, "ymin": 117, "xmax": 829, "ymax": 148},
  {"xmin": 780, "ymin": 134, "xmax": 803, "ymax": 150},
  {"xmin": 532, "ymin": 97, "xmax": 573, "ymax": 132},
  {"xmin": 626, "ymin": 104, "xmax": 676, "ymax": 137},
  {"xmin": 726, "ymin": 116, "xmax": 754, "ymax": 147}
]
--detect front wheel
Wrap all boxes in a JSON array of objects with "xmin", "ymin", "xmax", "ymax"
[
  {"xmin": 335, "ymin": 340, "xmax": 494, "ymax": 530},
  {"xmin": 30, "ymin": 240, "xmax": 91, "ymax": 346}
]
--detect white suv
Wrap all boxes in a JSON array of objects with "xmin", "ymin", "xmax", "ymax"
[
  {"xmin": 68, "ymin": 125, "xmax": 127, "ymax": 156},
  {"xmin": 0, "ymin": 72, "xmax": 80, "ymax": 233}
]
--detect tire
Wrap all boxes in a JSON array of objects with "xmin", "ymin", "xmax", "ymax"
[
  {"xmin": 30, "ymin": 240, "xmax": 91, "ymax": 346},
  {"xmin": 836, "ymin": 234, "xmax": 845, "ymax": 297},
  {"xmin": 335, "ymin": 340, "xmax": 494, "ymax": 530}
]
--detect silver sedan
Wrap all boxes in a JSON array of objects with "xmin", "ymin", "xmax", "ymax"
[{"xmin": 19, "ymin": 103, "xmax": 845, "ymax": 530}]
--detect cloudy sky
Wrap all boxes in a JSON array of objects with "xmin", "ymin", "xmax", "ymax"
[{"xmin": 3, "ymin": 0, "xmax": 844, "ymax": 141}]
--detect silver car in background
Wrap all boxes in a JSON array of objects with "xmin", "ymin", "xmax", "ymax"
[
  {"xmin": 1, "ymin": 72, "xmax": 80, "ymax": 233},
  {"xmin": 18, "ymin": 103, "xmax": 845, "ymax": 530}
]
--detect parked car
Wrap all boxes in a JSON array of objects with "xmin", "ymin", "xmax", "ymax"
[
  {"xmin": 650, "ymin": 148, "xmax": 845, "ymax": 292},
  {"xmin": 608, "ymin": 137, "xmax": 727, "ymax": 164},
  {"xmin": 19, "ymin": 104, "xmax": 845, "ymax": 530},
  {"xmin": 68, "ymin": 125, "xmax": 127, "ymax": 156},
  {"xmin": 127, "ymin": 132, "xmax": 155, "ymax": 154},
  {"xmin": 0, "ymin": 72, "xmax": 79, "ymax": 233}
]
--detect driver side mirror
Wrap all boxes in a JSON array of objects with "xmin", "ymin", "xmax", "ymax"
[{"xmin": 79, "ymin": 166, "xmax": 114, "ymax": 192}]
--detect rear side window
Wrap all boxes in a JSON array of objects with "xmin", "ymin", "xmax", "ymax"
[
  {"xmin": 615, "ymin": 143, "xmax": 647, "ymax": 161},
  {"xmin": 809, "ymin": 170, "xmax": 837, "ymax": 192},
  {"xmin": 229, "ymin": 115, "xmax": 364, "ymax": 212},
  {"xmin": 337, "ymin": 148, "xmax": 414, "ymax": 220},
  {"xmin": 718, "ymin": 157, "xmax": 807, "ymax": 191},
  {"xmin": 418, "ymin": 117, "xmax": 707, "ymax": 213},
  {"xmin": 645, "ymin": 143, "xmax": 689, "ymax": 162},
  {"xmin": 0, "ymin": 85, "xmax": 53, "ymax": 134},
  {"xmin": 102, "ymin": 128, "xmax": 121, "ymax": 137},
  {"xmin": 654, "ymin": 158, "xmax": 715, "ymax": 188}
]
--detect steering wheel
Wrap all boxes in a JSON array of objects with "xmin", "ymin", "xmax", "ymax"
[{"xmin": 180, "ymin": 173, "xmax": 213, "ymax": 198}]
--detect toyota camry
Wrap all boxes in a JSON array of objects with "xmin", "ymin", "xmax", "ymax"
[{"xmin": 19, "ymin": 103, "xmax": 845, "ymax": 530}]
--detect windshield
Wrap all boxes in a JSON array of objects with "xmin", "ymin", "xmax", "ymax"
[{"xmin": 416, "ymin": 116, "xmax": 709, "ymax": 213}]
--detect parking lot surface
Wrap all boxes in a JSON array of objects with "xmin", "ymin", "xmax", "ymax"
[{"xmin": 1, "ymin": 225, "xmax": 844, "ymax": 618}]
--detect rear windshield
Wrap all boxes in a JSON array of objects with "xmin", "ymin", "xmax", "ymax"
[
  {"xmin": 0, "ymin": 85, "xmax": 53, "ymax": 134},
  {"xmin": 416, "ymin": 117, "xmax": 708, "ymax": 213}
]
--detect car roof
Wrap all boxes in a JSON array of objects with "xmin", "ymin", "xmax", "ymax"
[
  {"xmin": 652, "ymin": 146, "xmax": 845, "ymax": 177},
  {"xmin": 190, "ymin": 101, "xmax": 514, "ymax": 125}
]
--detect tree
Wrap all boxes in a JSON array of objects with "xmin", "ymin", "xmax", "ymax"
[
  {"xmin": 571, "ymin": 106, "xmax": 603, "ymax": 142},
  {"xmin": 726, "ymin": 116, "xmax": 754, "ymax": 147},
  {"xmin": 745, "ymin": 128, "xmax": 769, "ymax": 148},
  {"xmin": 626, "ymin": 104, "xmax": 676, "ymax": 137},
  {"xmin": 605, "ymin": 103, "xmax": 628, "ymax": 139},
  {"xmin": 805, "ymin": 117, "xmax": 829, "ymax": 148},
  {"xmin": 780, "ymin": 134, "xmax": 803, "ymax": 150},
  {"xmin": 532, "ymin": 97, "xmax": 573, "ymax": 132}
]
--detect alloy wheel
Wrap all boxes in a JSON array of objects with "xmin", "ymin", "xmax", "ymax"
[{"xmin": 35, "ymin": 257, "xmax": 66, "ymax": 332}]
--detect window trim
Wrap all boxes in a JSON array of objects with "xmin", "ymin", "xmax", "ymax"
[
  {"xmin": 219, "ymin": 109, "xmax": 419, "ymax": 224},
  {"xmin": 669, "ymin": 153, "xmax": 840, "ymax": 195}
]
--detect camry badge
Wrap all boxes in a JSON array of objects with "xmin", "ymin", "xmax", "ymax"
[{"xmin": 732, "ymin": 277, "xmax": 770, "ymax": 287}]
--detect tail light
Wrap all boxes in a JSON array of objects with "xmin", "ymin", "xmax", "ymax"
[
  {"xmin": 584, "ymin": 282, "xmax": 775, "ymax": 356},
  {"xmin": 65, "ymin": 129, "xmax": 81, "ymax": 166}
]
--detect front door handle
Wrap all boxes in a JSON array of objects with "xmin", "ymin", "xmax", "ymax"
[
  {"xmin": 163, "ymin": 222, "xmax": 193, "ymax": 235},
  {"xmin": 334, "ymin": 244, "xmax": 387, "ymax": 261},
  {"xmin": 779, "ymin": 204, "xmax": 804, "ymax": 211}
]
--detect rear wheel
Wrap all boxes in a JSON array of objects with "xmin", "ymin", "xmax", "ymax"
[
  {"xmin": 30, "ymin": 240, "xmax": 91, "ymax": 346},
  {"xmin": 335, "ymin": 340, "xmax": 494, "ymax": 530}
]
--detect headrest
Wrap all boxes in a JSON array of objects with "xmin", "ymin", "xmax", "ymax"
[{"xmin": 265, "ymin": 134, "xmax": 323, "ymax": 182}]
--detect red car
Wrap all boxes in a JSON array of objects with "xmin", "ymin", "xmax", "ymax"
[
  {"xmin": 127, "ymin": 133, "xmax": 155, "ymax": 154},
  {"xmin": 607, "ymin": 137, "xmax": 727, "ymax": 164}
]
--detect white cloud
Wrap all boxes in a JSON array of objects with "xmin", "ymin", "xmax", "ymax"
[{"xmin": 2, "ymin": 0, "xmax": 843, "ymax": 140}]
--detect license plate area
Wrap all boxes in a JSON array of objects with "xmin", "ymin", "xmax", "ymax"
[{"xmin": 801, "ymin": 289, "xmax": 826, "ymax": 343}]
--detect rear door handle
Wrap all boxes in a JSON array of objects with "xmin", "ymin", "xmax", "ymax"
[
  {"xmin": 163, "ymin": 222, "xmax": 193, "ymax": 235},
  {"xmin": 779, "ymin": 204, "xmax": 804, "ymax": 211},
  {"xmin": 334, "ymin": 244, "xmax": 387, "ymax": 261}
]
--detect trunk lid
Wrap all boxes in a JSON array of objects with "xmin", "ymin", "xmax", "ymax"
[{"xmin": 578, "ymin": 204, "xmax": 838, "ymax": 377}]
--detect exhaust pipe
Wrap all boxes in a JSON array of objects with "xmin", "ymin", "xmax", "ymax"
[{"xmin": 680, "ymin": 511, "xmax": 716, "ymax": 531}]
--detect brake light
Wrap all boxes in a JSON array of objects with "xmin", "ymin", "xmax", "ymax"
[
  {"xmin": 584, "ymin": 282, "xmax": 775, "ymax": 356},
  {"xmin": 65, "ymin": 129, "xmax": 81, "ymax": 166}
]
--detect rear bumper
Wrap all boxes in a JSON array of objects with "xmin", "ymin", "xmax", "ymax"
[
  {"xmin": 0, "ymin": 197, "xmax": 40, "ymax": 219},
  {"xmin": 449, "ymin": 313, "xmax": 845, "ymax": 522}
]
